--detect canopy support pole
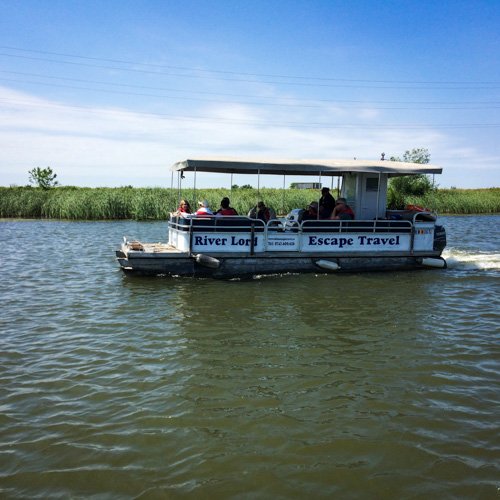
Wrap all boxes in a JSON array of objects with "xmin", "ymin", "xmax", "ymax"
[
  {"xmin": 177, "ymin": 171, "xmax": 182, "ymax": 206},
  {"xmin": 282, "ymin": 174, "xmax": 286, "ymax": 217},
  {"xmin": 170, "ymin": 170, "xmax": 174, "ymax": 212},
  {"xmin": 375, "ymin": 172, "xmax": 381, "ymax": 224},
  {"xmin": 317, "ymin": 171, "xmax": 322, "ymax": 219},
  {"xmin": 193, "ymin": 167, "xmax": 197, "ymax": 208},
  {"xmin": 257, "ymin": 169, "xmax": 261, "ymax": 204}
]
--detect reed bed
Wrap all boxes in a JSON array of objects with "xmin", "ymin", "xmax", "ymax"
[
  {"xmin": 0, "ymin": 187, "xmax": 319, "ymax": 219},
  {"xmin": 1, "ymin": 186, "xmax": 498, "ymax": 220},
  {"xmin": 405, "ymin": 188, "xmax": 500, "ymax": 215}
]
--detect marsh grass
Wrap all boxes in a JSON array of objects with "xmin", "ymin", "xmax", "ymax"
[
  {"xmin": 405, "ymin": 188, "xmax": 500, "ymax": 215},
  {"xmin": 1, "ymin": 186, "xmax": 498, "ymax": 220},
  {"xmin": 0, "ymin": 187, "xmax": 321, "ymax": 219}
]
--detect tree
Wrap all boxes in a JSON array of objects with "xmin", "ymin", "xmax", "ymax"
[
  {"xmin": 28, "ymin": 167, "xmax": 59, "ymax": 189},
  {"xmin": 388, "ymin": 148, "xmax": 435, "ymax": 209},
  {"xmin": 390, "ymin": 147, "xmax": 431, "ymax": 165}
]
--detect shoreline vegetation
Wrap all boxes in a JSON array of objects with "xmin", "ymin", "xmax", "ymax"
[{"xmin": 1, "ymin": 186, "xmax": 499, "ymax": 220}]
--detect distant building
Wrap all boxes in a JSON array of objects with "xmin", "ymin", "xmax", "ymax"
[{"xmin": 290, "ymin": 182, "xmax": 322, "ymax": 189}]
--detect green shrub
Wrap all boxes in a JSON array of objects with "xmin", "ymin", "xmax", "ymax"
[{"xmin": 388, "ymin": 175, "xmax": 435, "ymax": 209}]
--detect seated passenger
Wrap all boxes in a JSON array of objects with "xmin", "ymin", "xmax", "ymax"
[
  {"xmin": 330, "ymin": 198, "xmax": 355, "ymax": 220},
  {"xmin": 216, "ymin": 197, "xmax": 238, "ymax": 216},
  {"xmin": 302, "ymin": 201, "xmax": 319, "ymax": 221},
  {"xmin": 195, "ymin": 199, "xmax": 214, "ymax": 217},
  {"xmin": 254, "ymin": 201, "xmax": 272, "ymax": 222},
  {"xmin": 248, "ymin": 202, "xmax": 276, "ymax": 221},
  {"xmin": 174, "ymin": 199, "xmax": 191, "ymax": 216}
]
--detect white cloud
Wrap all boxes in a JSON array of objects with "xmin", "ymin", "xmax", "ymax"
[{"xmin": 0, "ymin": 86, "xmax": 498, "ymax": 188}]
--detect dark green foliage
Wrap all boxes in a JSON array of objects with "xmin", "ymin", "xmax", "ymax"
[
  {"xmin": 390, "ymin": 175, "xmax": 434, "ymax": 196},
  {"xmin": 387, "ymin": 176, "xmax": 436, "ymax": 209},
  {"xmin": 28, "ymin": 167, "xmax": 59, "ymax": 189},
  {"xmin": 388, "ymin": 148, "xmax": 435, "ymax": 209},
  {"xmin": 390, "ymin": 148, "xmax": 431, "ymax": 165}
]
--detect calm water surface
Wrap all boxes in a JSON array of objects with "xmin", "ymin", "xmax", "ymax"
[{"xmin": 0, "ymin": 216, "xmax": 499, "ymax": 498}]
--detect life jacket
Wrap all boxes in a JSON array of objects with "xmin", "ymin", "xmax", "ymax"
[
  {"xmin": 257, "ymin": 207, "xmax": 270, "ymax": 222},
  {"xmin": 337, "ymin": 206, "xmax": 355, "ymax": 220},
  {"xmin": 195, "ymin": 207, "xmax": 213, "ymax": 217},
  {"xmin": 218, "ymin": 207, "xmax": 238, "ymax": 216},
  {"xmin": 406, "ymin": 204, "xmax": 429, "ymax": 212}
]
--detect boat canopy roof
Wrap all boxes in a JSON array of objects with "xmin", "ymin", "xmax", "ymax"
[{"xmin": 171, "ymin": 157, "xmax": 442, "ymax": 176}]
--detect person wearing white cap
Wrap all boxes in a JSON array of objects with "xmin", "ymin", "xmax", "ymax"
[{"xmin": 195, "ymin": 199, "xmax": 214, "ymax": 217}]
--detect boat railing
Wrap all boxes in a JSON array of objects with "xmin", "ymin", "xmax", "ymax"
[
  {"xmin": 267, "ymin": 218, "xmax": 289, "ymax": 232},
  {"xmin": 300, "ymin": 219, "xmax": 413, "ymax": 233},
  {"xmin": 170, "ymin": 215, "xmax": 417, "ymax": 235},
  {"xmin": 385, "ymin": 209, "xmax": 437, "ymax": 223},
  {"xmin": 169, "ymin": 215, "xmax": 266, "ymax": 232},
  {"xmin": 412, "ymin": 211, "xmax": 437, "ymax": 223}
]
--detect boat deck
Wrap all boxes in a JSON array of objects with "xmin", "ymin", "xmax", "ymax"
[{"xmin": 124, "ymin": 242, "xmax": 186, "ymax": 254}]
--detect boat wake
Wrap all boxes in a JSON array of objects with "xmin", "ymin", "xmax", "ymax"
[{"xmin": 443, "ymin": 248, "xmax": 500, "ymax": 270}]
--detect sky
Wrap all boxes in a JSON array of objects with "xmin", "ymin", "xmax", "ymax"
[{"xmin": 0, "ymin": 0, "xmax": 499, "ymax": 189}]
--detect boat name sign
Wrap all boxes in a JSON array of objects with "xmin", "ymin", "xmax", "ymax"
[
  {"xmin": 301, "ymin": 234, "xmax": 409, "ymax": 252},
  {"xmin": 191, "ymin": 232, "xmax": 410, "ymax": 253}
]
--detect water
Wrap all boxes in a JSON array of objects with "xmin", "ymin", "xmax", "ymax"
[{"xmin": 0, "ymin": 216, "xmax": 499, "ymax": 498}]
